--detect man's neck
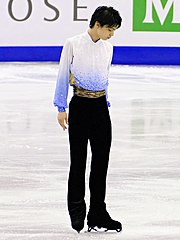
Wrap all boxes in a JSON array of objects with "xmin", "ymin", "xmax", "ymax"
[{"xmin": 87, "ymin": 28, "xmax": 100, "ymax": 43}]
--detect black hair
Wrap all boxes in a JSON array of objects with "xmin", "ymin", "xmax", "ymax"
[{"xmin": 89, "ymin": 6, "xmax": 122, "ymax": 29}]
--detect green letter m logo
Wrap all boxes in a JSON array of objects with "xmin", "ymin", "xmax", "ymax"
[{"xmin": 133, "ymin": 0, "xmax": 180, "ymax": 32}]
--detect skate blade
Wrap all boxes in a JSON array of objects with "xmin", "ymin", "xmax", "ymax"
[
  {"xmin": 88, "ymin": 226, "xmax": 121, "ymax": 233},
  {"xmin": 88, "ymin": 226, "xmax": 107, "ymax": 232}
]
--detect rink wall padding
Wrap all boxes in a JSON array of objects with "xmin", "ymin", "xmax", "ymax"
[{"xmin": 0, "ymin": 46, "xmax": 180, "ymax": 65}]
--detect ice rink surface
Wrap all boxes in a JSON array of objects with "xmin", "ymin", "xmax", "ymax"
[{"xmin": 0, "ymin": 63, "xmax": 180, "ymax": 240}]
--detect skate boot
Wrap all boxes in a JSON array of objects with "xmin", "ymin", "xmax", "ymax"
[
  {"xmin": 87, "ymin": 207, "xmax": 122, "ymax": 232},
  {"xmin": 68, "ymin": 199, "xmax": 86, "ymax": 233}
]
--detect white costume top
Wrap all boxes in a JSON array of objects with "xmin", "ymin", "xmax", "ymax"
[{"xmin": 54, "ymin": 31, "xmax": 113, "ymax": 112}]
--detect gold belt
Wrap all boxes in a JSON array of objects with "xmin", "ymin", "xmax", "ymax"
[
  {"xmin": 73, "ymin": 86, "xmax": 106, "ymax": 98},
  {"xmin": 70, "ymin": 72, "xmax": 105, "ymax": 98}
]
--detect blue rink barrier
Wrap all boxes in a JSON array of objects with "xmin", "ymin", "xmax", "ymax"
[{"xmin": 0, "ymin": 46, "xmax": 180, "ymax": 65}]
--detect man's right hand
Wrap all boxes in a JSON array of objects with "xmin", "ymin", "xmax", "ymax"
[{"xmin": 57, "ymin": 112, "xmax": 68, "ymax": 131}]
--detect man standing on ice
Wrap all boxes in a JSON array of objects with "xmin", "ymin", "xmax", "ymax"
[{"xmin": 54, "ymin": 6, "xmax": 122, "ymax": 233}]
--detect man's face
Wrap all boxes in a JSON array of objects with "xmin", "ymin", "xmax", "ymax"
[{"xmin": 97, "ymin": 24, "xmax": 117, "ymax": 40}]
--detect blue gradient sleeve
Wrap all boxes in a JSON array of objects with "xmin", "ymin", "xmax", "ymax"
[{"xmin": 54, "ymin": 40, "xmax": 73, "ymax": 112}]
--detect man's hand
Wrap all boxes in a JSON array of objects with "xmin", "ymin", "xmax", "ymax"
[{"xmin": 57, "ymin": 112, "xmax": 68, "ymax": 131}]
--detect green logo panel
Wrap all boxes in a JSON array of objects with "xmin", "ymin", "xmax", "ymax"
[{"xmin": 133, "ymin": 0, "xmax": 180, "ymax": 32}]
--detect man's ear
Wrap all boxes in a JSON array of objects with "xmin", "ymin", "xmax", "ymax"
[{"xmin": 94, "ymin": 21, "xmax": 101, "ymax": 28}]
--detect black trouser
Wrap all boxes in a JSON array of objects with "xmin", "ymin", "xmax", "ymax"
[{"xmin": 68, "ymin": 95, "xmax": 112, "ymax": 213}]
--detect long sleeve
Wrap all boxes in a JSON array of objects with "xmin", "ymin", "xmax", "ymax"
[
  {"xmin": 105, "ymin": 44, "xmax": 113, "ymax": 107},
  {"xmin": 54, "ymin": 39, "xmax": 73, "ymax": 112}
]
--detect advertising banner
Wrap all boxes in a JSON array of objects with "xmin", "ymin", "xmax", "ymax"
[{"xmin": 0, "ymin": 0, "xmax": 180, "ymax": 64}]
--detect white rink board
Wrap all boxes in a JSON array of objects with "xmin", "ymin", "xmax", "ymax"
[{"xmin": 0, "ymin": 0, "xmax": 180, "ymax": 47}]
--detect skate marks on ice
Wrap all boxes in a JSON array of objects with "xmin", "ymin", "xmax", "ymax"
[{"xmin": 0, "ymin": 63, "xmax": 180, "ymax": 240}]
